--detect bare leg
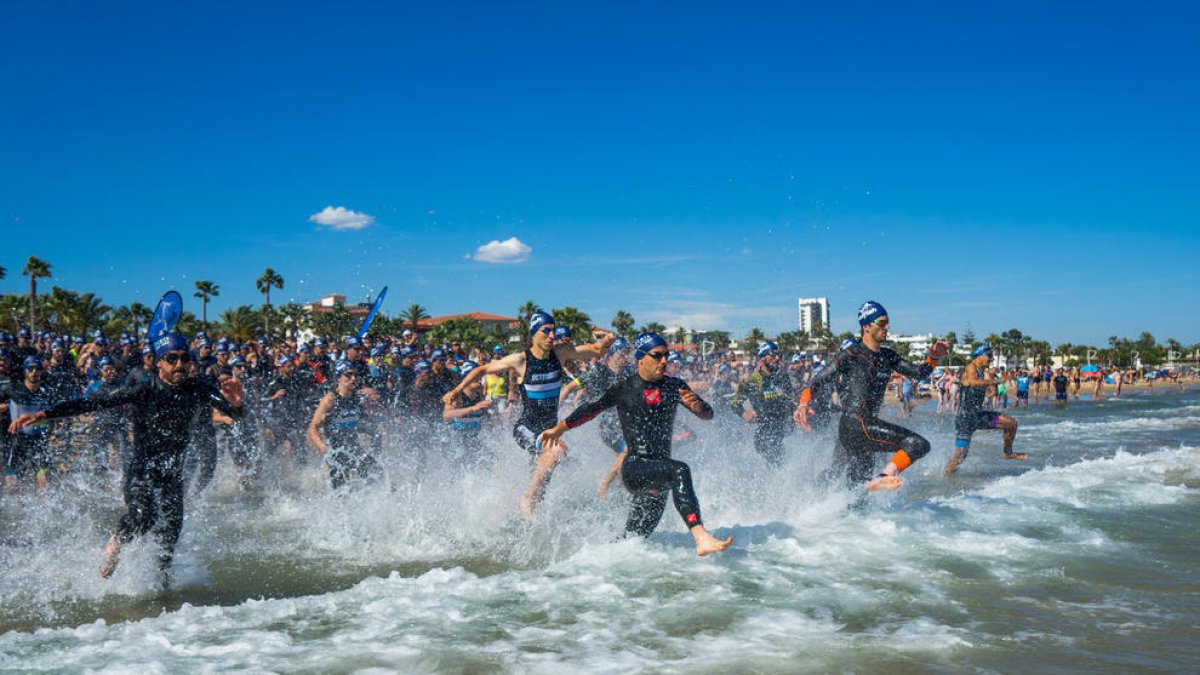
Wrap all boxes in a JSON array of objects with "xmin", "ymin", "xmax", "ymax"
[
  {"xmin": 100, "ymin": 534, "xmax": 122, "ymax": 579},
  {"xmin": 690, "ymin": 524, "xmax": 733, "ymax": 556},
  {"xmin": 520, "ymin": 439, "xmax": 567, "ymax": 519},
  {"xmin": 945, "ymin": 447, "xmax": 967, "ymax": 475},
  {"xmin": 598, "ymin": 449, "xmax": 627, "ymax": 499}
]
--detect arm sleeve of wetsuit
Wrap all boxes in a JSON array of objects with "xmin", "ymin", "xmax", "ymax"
[
  {"xmin": 201, "ymin": 380, "xmax": 246, "ymax": 420},
  {"xmin": 678, "ymin": 381, "xmax": 713, "ymax": 417},
  {"xmin": 890, "ymin": 349, "xmax": 934, "ymax": 381},
  {"xmin": 563, "ymin": 383, "xmax": 618, "ymax": 429},
  {"xmin": 42, "ymin": 381, "xmax": 147, "ymax": 419}
]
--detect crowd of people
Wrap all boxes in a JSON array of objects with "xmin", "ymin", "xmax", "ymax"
[{"xmin": 2, "ymin": 301, "xmax": 1194, "ymax": 581}]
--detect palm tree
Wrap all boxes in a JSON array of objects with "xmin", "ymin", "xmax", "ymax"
[
  {"xmin": 75, "ymin": 292, "xmax": 111, "ymax": 335},
  {"xmin": 194, "ymin": 280, "xmax": 220, "ymax": 329},
  {"xmin": 220, "ymin": 305, "xmax": 260, "ymax": 342},
  {"xmin": 551, "ymin": 306, "xmax": 592, "ymax": 342},
  {"xmin": 256, "ymin": 268, "xmax": 284, "ymax": 335},
  {"xmin": 641, "ymin": 321, "xmax": 667, "ymax": 334},
  {"xmin": 400, "ymin": 303, "xmax": 430, "ymax": 332},
  {"xmin": 0, "ymin": 265, "xmax": 5, "ymax": 280},
  {"xmin": 278, "ymin": 303, "xmax": 312, "ymax": 338},
  {"xmin": 22, "ymin": 256, "xmax": 52, "ymax": 332},
  {"xmin": 129, "ymin": 302, "xmax": 152, "ymax": 339},
  {"xmin": 744, "ymin": 326, "xmax": 763, "ymax": 353},
  {"xmin": 611, "ymin": 310, "xmax": 635, "ymax": 336}
]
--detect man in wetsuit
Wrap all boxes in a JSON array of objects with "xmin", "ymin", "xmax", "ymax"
[
  {"xmin": 443, "ymin": 311, "xmax": 614, "ymax": 517},
  {"xmin": 730, "ymin": 340, "xmax": 795, "ymax": 464},
  {"xmin": 9, "ymin": 333, "xmax": 244, "ymax": 580},
  {"xmin": 795, "ymin": 301, "xmax": 948, "ymax": 491},
  {"xmin": 944, "ymin": 344, "xmax": 1024, "ymax": 474},
  {"xmin": 538, "ymin": 332, "xmax": 732, "ymax": 556}
]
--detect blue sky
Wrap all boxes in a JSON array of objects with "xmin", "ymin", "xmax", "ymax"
[{"xmin": 2, "ymin": 1, "xmax": 1197, "ymax": 345}]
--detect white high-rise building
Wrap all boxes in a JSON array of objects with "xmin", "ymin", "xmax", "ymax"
[{"xmin": 798, "ymin": 297, "xmax": 830, "ymax": 334}]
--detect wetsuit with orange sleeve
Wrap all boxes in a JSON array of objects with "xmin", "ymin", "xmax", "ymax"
[
  {"xmin": 803, "ymin": 342, "xmax": 936, "ymax": 486},
  {"xmin": 563, "ymin": 373, "xmax": 712, "ymax": 536}
]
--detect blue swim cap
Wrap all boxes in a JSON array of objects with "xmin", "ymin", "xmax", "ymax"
[
  {"xmin": 400, "ymin": 346, "xmax": 415, "ymax": 357},
  {"xmin": 492, "ymin": 344, "xmax": 504, "ymax": 354},
  {"xmin": 430, "ymin": 348, "xmax": 445, "ymax": 361},
  {"xmin": 634, "ymin": 332, "xmax": 667, "ymax": 359},
  {"xmin": 840, "ymin": 338, "xmax": 859, "ymax": 351},
  {"xmin": 276, "ymin": 355, "xmax": 294, "ymax": 367},
  {"xmin": 459, "ymin": 360, "xmax": 479, "ymax": 379},
  {"xmin": 51, "ymin": 339, "xmax": 65, "ymax": 350},
  {"xmin": 154, "ymin": 332, "xmax": 190, "ymax": 358},
  {"xmin": 667, "ymin": 351, "xmax": 682, "ymax": 365},
  {"xmin": 529, "ymin": 311, "xmax": 554, "ymax": 336},
  {"xmin": 333, "ymin": 359, "xmax": 355, "ymax": 378},
  {"xmin": 344, "ymin": 336, "xmax": 363, "ymax": 349},
  {"xmin": 198, "ymin": 337, "xmax": 213, "ymax": 348},
  {"xmin": 230, "ymin": 355, "xmax": 247, "ymax": 367},
  {"xmin": 23, "ymin": 355, "xmax": 44, "ymax": 370},
  {"xmin": 608, "ymin": 337, "xmax": 629, "ymax": 356},
  {"xmin": 972, "ymin": 343, "xmax": 993, "ymax": 358},
  {"xmin": 757, "ymin": 340, "xmax": 779, "ymax": 358},
  {"xmin": 553, "ymin": 325, "xmax": 571, "ymax": 340},
  {"xmin": 97, "ymin": 356, "xmax": 115, "ymax": 368},
  {"xmin": 297, "ymin": 344, "xmax": 311, "ymax": 354},
  {"xmin": 141, "ymin": 346, "xmax": 154, "ymax": 356},
  {"xmin": 790, "ymin": 353, "xmax": 804, "ymax": 364},
  {"xmin": 370, "ymin": 346, "xmax": 385, "ymax": 358},
  {"xmin": 857, "ymin": 301, "xmax": 888, "ymax": 327},
  {"xmin": 413, "ymin": 359, "xmax": 431, "ymax": 374},
  {"xmin": 718, "ymin": 364, "xmax": 731, "ymax": 375},
  {"xmin": 214, "ymin": 342, "xmax": 230, "ymax": 353}
]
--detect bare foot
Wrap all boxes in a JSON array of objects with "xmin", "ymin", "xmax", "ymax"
[
  {"xmin": 597, "ymin": 479, "xmax": 611, "ymax": 499},
  {"xmin": 1002, "ymin": 452, "xmax": 1029, "ymax": 460},
  {"xmin": 99, "ymin": 536, "xmax": 122, "ymax": 579},
  {"xmin": 691, "ymin": 527, "xmax": 733, "ymax": 556},
  {"xmin": 867, "ymin": 475, "xmax": 904, "ymax": 492}
]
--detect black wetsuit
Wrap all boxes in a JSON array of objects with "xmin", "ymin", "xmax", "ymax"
[
  {"xmin": 806, "ymin": 343, "xmax": 935, "ymax": 486},
  {"xmin": 40, "ymin": 375, "xmax": 243, "ymax": 569},
  {"xmin": 564, "ymin": 374, "xmax": 713, "ymax": 536},
  {"xmin": 731, "ymin": 366, "xmax": 795, "ymax": 463},
  {"xmin": 1, "ymin": 380, "xmax": 56, "ymax": 478},
  {"xmin": 321, "ymin": 389, "xmax": 381, "ymax": 489},
  {"xmin": 513, "ymin": 348, "xmax": 564, "ymax": 454}
]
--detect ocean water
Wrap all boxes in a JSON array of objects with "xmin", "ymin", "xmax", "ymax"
[{"xmin": 2, "ymin": 389, "xmax": 1198, "ymax": 673}]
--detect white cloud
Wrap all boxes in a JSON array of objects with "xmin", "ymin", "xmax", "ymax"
[
  {"xmin": 472, "ymin": 237, "xmax": 532, "ymax": 264},
  {"xmin": 309, "ymin": 206, "xmax": 376, "ymax": 231}
]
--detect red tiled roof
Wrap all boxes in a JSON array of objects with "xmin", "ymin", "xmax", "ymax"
[{"xmin": 427, "ymin": 312, "xmax": 518, "ymax": 325}]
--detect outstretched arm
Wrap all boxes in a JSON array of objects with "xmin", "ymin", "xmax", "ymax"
[
  {"xmin": 555, "ymin": 332, "xmax": 615, "ymax": 362},
  {"xmin": 443, "ymin": 352, "xmax": 524, "ymax": 404}
]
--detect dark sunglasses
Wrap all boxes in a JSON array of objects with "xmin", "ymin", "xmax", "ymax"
[
  {"xmin": 537, "ymin": 326, "xmax": 555, "ymax": 335},
  {"xmin": 643, "ymin": 351, "xmax": 670, "ymax": 361},
  {"xmin": 162, "ymin": 352, "xmax": 193, "ymax": 365}
]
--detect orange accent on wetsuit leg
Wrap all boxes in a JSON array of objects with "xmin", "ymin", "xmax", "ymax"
[
  {"xmin": 891, "ymin": 450, "xmax": 912, "ymax": 472},
  {"xmin": 800, "ymin": 389, "xmax": 812, "ymax": 406},
  {"xmin": 924, "ymin": 357, "xmax": 937, "ymax": 368}
]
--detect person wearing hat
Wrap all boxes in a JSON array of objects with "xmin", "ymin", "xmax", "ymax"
[
  {"xmin": 307, "ymin": 359, "xmax": 382, "ymax": 490},
  {"xmin": 538, "ymin": 332, "xmax": 733, "ymax": 556},
  {"xmin": 263, "ymin": 355, "xmax": 310, "ymax": 462},
  {"xmin": 730, "ymin": 340, "xmax": 796, "ymax": 464},
  {"xmin": 83, "ymin": 355, "xmax": 128, "ymax": 472},
  {"xmin": 9, "ymin": 333, "xmax": 245, "ymax": 580},
  {"xmin": 442, "ymin": 360, "xmax": 493, "ymax": 459},
  {"xmin": 795, "ymin": 301, "xmax": 949, "ymax": 491},
  {"xmin": 125, "ymin": 346, "xmax": 157, "ymax": 386},
  {"xmin": 0, "ymin": 355, "xmax": 59, "ymax": 492},
  {"xmin": 945, "ymin": 344, "xmax": 1024, "ymax": 474},
  {"xmin": 443, "ymin": 310, "xmax": 615, "ymax": 518},
  {"xmin": 483, "ymin": 346, "xmax": 512, "ymax": 417}
]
